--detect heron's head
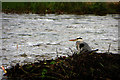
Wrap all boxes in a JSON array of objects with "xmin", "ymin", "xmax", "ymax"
[{"xmin": 69, "ymin": 37, "xmax": 83, "ymax": 42}]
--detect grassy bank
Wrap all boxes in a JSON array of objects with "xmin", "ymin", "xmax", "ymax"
[
  {"xmin": 3, "ymin": 52, "xmax": 120, "ymax": 80},
  {"xmin": 2, "ymin": 2, "xmax": 120, "ymax": 15}
]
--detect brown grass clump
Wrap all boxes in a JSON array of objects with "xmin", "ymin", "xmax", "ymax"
[{"xmin": 3, "ymin": 52, "xmax": 120, "ymax": 80}]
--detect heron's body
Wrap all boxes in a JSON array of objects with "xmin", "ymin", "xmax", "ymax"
[
  {"xmin": 69, "ymin": 37, "xmax": 92, "ymax": 53},
  {"xmin": 76, "ymin": 41, "xmax": 91, "ymax": 52}
]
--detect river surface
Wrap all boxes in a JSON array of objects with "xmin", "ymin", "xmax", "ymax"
[{"xmin": 0, "ymin": 13, "xmax": 119, "ymax": 78}]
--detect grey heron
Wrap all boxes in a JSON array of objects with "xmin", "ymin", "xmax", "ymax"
[{"xmin": 69, "ymin": 37, "xmax": 93, "ymax": 53}]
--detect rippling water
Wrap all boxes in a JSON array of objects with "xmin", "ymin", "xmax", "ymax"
[{"xmin": 0, "ymin": 13, "xmax": 119, "ymax": 77}]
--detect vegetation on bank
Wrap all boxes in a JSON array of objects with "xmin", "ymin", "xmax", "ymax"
[
  {"xmin": 2, "ymin": 2, "xmax": 120, "ymax": 15},
  {"xmin": 3, "ymin": 52, "xmax": 120, "ymax": 80}
]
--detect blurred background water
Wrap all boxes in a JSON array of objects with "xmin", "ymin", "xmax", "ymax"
[{"xmin": 1, "ymin": 13, "xmax": 119, "ymax": 72}]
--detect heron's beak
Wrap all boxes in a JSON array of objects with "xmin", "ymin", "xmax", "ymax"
[{"xmin": 69, "ymin": 39, "xmax": 77, "ymax": 41}]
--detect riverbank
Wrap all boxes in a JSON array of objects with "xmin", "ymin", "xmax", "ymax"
[
  {"xmin": 2, "ymin": 2, "xmax": 120, "ymax": 15},
  {"xmin": 3, "ymin": 51, "xmax": 120, "ymax": 80}
]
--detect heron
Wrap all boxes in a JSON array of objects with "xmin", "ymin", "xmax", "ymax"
[{"xmin": 69, "ymin": 37, "xmax": 94, "ymax": 53}]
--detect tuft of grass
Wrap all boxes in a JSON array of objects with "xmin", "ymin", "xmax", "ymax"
[{"xmin": 3, "ymin": 52, "xmax": 120, "ymax": 80}]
